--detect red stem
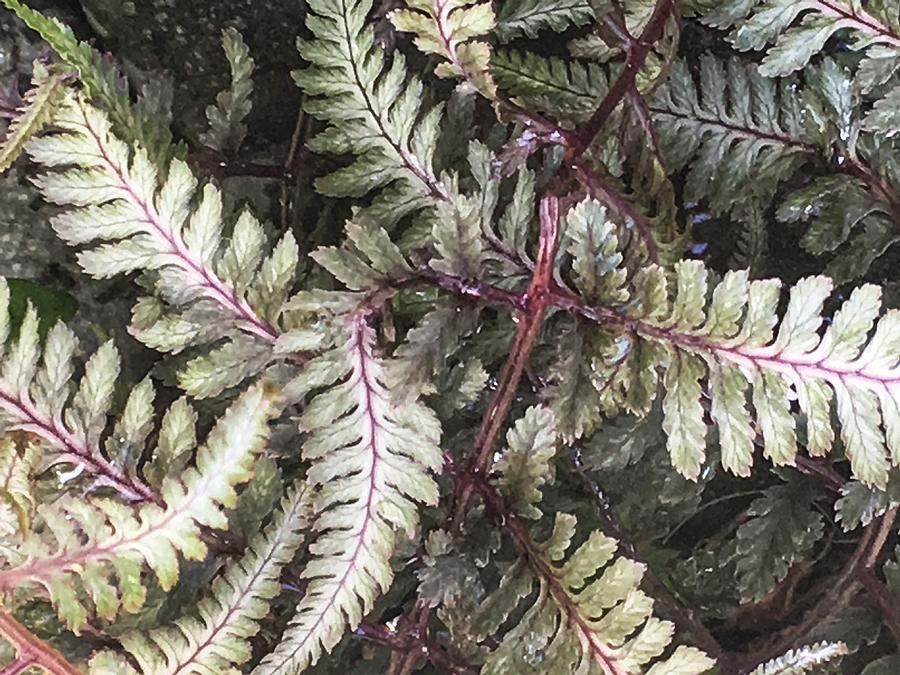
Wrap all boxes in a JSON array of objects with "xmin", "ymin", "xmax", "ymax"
[{"xmin": 0, "ymin": 610, "xmax": 80, "ymax": 675}]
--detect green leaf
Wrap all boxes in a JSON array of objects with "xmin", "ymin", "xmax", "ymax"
[
  {"xmin": 200, "ymin": 27, "xmax": 255, "ymax": 155},
  {"xmin": 650, "ymin": 54, "xmax": 810, "ymax": 215},
  {"xmin": 492, "ymin": 50, "xmax": 608, "ymax": 119},
  {"xmin": 492, "ymin": 406, "xmax": 557, "ymax": 519},
  {"xmin": 734, "ymin": 484, "xmax": 824, "ymax": 602},
  {"xmin": 495, "ymin": 0, "xmax": 593, "ymax": 41}
]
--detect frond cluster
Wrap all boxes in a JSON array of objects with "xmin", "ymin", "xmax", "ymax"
[
  {"xmin": 0, "ymin": 378, "xmax": 276, "ymax": 632},
  {"xmin": 90, "ymin": 483, "xmax": 310, "ymax": 675}
]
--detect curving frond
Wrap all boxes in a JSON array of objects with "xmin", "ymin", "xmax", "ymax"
[
  {"xmin": 494, "ymin": 0, "xmax": 594, "ymax": 42},
  {"xmin": 650, "ymin": 55, "xmax": 812, "ymax": 215},
  {"xmin": 26, "ymin": 93, "xmax": 298, "ymax": 398},
  {"xmin": 94, "ymin": 482, "xmax": 310, "ymax": 675},
  {"xmin": 391, "ymin": 0, "xmax": 496, "ymax": 97},
  {"xmin": 0, "ymin": 383, "xmax": 276, "ymax": 632},
  {"xmin": 0, "ymin": 65, "xmax": 68, "ymax": 173},
  {"xmin": 474, "ymin": 513, "xmax": 716, "ymax": 675},
  {"xmin": 255, "ymin": 313, "xmax": 442, "ymax": 673},
  {"xmin": 0, "ymin": 277, "xmax": 155, "ymax": 501},
  {"xmin": 492, "ymin": 50, "xmax": 609, "ymax": 120},
  {"xmin": 696, "ymin": 0, "xmax": 900, "ymax": 77},
  {"xmin": 200, "ymin": 27, "xmax": 255, "ymax": 155},
  {"xmin": 594, "ymin": 261, "xmax": 900, "ymax": 488},
  {"xmin": 293, "ymin": 0, "xmax": 450, "ymax": 227}
]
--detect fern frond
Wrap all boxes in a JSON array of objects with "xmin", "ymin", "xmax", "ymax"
[
  {"xmin": 255, "ymin": 314, "xmax": 442, "ymax": 673},
  {"xmin": 200, "ymin": 27, "xmax": 255, "ymax": 155},
  {"xmin": 0, "ymin": 434, "xmax": 39, "ymax": 536},
  {"xmin": 1, "ymin": 0, "xmax": 173, "ymax": 158},
  {"xmin": 597, "ymin": 261, "xmax": 900, "ymax": 487},
  {"xmin": 0, "ymin": 383, "xmax": 276, "ymax": 632},
  {"xmin": 492, "ymin": 50, "xmax": 609, "ymax": 119},
  {"xmin": 26, "ymin": 93, "xmax": 298, "ymax": 397},
  {"xmin": 728, "ymin": 202, "xmax": 769, "ymax": 276},
  {"xmin": 777, "ymin": 173, "xmax": 895, "ymax": 284},
  {"xmin": 391, "ymin": 0, "xmax": 496, "ymax": 97},
  {"xmin": 0, "ymin": 278, "xmax": 155, "ymax": 502},
  {"xmin": 749, "ymin": 641, "xmax": 848, "ymax": 674},
  {"xmin": 697, "ymin": 0, "xmax": 900, "ymax": 77},
  {"xmin": 294, "ymin": 0, "xmax": 449, "ymax": 227},
  {"xmin": 495, "ymin": 0, "xmax": 594, "ymax": 41},
  {"xmin": 0, "ymin": 65, "xmax": 68, "ymax": 173},
  {"xmin": 734, "ymin": 483, "xmax": 824, "ymax": 601},
  {"xmin": 650, "ymin": 55, "xmax": 812, "ymax": 215},
  {"xmin": 95, "ymin": 482, "xmax": 310, "ymax": 675},
  {"xmin": 475, "ymin": 513, "xmax": 716, "ymax": 675},
  {"xmin": 492, "ymin": 406, "xmax": 557, "ymax": 520}
]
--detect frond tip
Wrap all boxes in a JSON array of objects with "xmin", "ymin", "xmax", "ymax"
[
  {"xmin": 609, "ymin": 262, "xmax": 900, "ymax": 488},
  {"xmin": 255, "ymin": 313, "xmax": 442, "ymax": 673}
]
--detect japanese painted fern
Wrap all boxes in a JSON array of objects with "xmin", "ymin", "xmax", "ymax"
[{"xmin": 3, "ymin": 0, "xmax": 900, "ymax": 673}]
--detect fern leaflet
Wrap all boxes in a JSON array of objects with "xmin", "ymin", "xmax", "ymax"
[
  {"xmin": 590, "ymin": 261, "xmax": 900, "ymax": 488},
  {"xmin": 255, "ymin": 314, "xmax": 442, "ymax": 673},
  {"xmin": 0, "ymin": 65, "xmax": 68, "ymax": 172},
  {"xmin": 474, "ymin": 513, "xmax": 715, "ymax": 675},
  {"xmin": 0, "ymin": 278, "xmax": 155, "ymax": 501}
]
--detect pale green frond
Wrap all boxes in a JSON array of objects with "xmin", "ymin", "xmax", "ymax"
[
  {"xmin": 0, "ymin": 65, "xmax": 68, "ymax": 173},
  {"xmin": 0, "ymin": 435, "xmax": 39, "ymax": 536},
  {"xmin": 563, "ymin": 198, "xmax": 628, "ymax": 305},
  {"xmin": 1, "ymin": 0, "xmax": 173, "ymax": 159},
  {"xmin": 495, "ymin": 0, "xmax": 594, "ymax": 41},
  {"xmin": 293, "ymin": 0, "xmax": 450, "ymax": 226},
  {"xmin": 254, "ymin": 314, "xmax": 442, "ymax": 673},
  {"xmin": 200, "ymin": 27, "xmax": 255, "ymax": 155},
  {"xmin": 0, "ymin": 280, "xmax": 155, "ymax": 502},
  {"xmin": 492, "ymin": 50, "xmax": 609, "ymax": 119},
  {"xmin": 605, "ymin": 261, "xmax": 900, "ymax": 487},
  {"xmin": 27, "ymin": 94, "xmax": 283, "ymax": 343},
  {"xmin": 492, "ymin": 406, "xmax": 557, "ymax": 519},
  {"xmin": 25, "ymin": 93, "xmax": 299, "ymax": 393},
  {"xmin": 0, "ymin": 383, "xmax": 276, "ymax": 633},
  {"xmin": 106, "ymin": 483, "xmax": 310, "ymax": 675},
  {"xmin": 391, "ymin": 0, "xmax": 496, "ymax": 96},
  {"xmin": 476, "ymin": 513, "xmax": 715, "ymax": 675},
  {"xmin": 650, "ymin": 54, "xmax": 811, "ymax": 215},
  {"xmin": 749, "ymin": 641, "xmax": 848, "ymax": 674}
]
